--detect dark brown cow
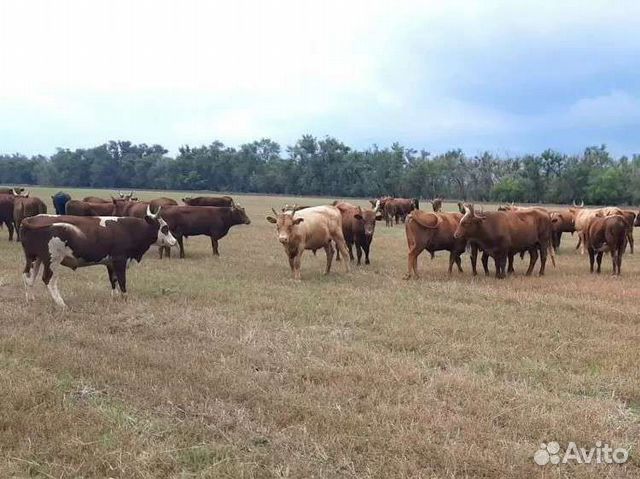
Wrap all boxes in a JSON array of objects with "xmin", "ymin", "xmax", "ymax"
[
  {"xmin": 454, "ymin": 204, "xmax": 555, "ymax": 278},
  {"xmin": 14, "ymin": 196, "xmax": 47, "ymax": 240},
  {"xmin": 334, "ymin": 202, "xmax": 378, "ymax": 265},
  {"xmin": 82, "ymin": 196, "xmax": 111, "ymax": 203},
  {"xmin": 20, "ymin": 208, "xmax": 176, "ymax": 307},
  {"xmin": 620, "ymin": 210, "xmax": 636, "ymax": 254},
  {"xmin": 182, "ymin": 196, "xmax": 234, "ymax": 207},
  {"xmin": 584, "ymin": 215, "xmax": 628, "ymax": 275},
  {"xmin": 150, "ymin": 197, "xmax": 178, "ymax": 210},
  {"xmin": 404, "ymin": 210, "xmax": 466, "ymax": 279},
  {"xmin": 388, "ymin": 198, "xmax": 419, "ymax": 224},
  {"xmin": 66, "ymin": 200, "xmax": 115, "ymax": 216},
  {"xmin": 159, "ymin": 204, "xmax": 251, "ymax": 258},
  {"xmin": 430, "ymin": 198, "xmax": 443, "ymax": 212},
  {"xmin": 549, "ymin": 210, "xmax": 576, "ymax": 251},
  {"xmin": 112, "ymin": 199, "xmax": 150, "ymax": 218},
  {"xmin": 0, "ymin": 193, "xmax": 16, "ymax": 240}
]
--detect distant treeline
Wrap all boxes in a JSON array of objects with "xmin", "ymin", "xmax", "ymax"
[{"xmin": 1, "ymin": 137, "xmax": 638, "ymax": 205}]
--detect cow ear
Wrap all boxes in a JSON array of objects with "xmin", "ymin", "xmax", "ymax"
[
  {"xmin": 354, "ymin": 214, "xmax": 363, "ymax": 220},
  {"xmin": 266, "ymin": 216, "xmax": 277, "ymax": 223},
  {"xmin": 293, "ymin": 218, "xmax": 304, "ymax": 225}
]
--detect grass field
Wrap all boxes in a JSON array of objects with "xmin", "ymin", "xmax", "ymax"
[{"xmin": 1, "ymin": 187, "xmax": 639, "ymax": 478}]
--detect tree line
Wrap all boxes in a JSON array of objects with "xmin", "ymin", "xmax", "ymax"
[{"xmin": 1, "ymin": 137, "xmax": 638, "ymax": 205}]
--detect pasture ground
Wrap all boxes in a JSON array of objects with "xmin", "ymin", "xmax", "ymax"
[{"xmin": 0, "ymin": 187, "xmax": 639, "ymax": 478}]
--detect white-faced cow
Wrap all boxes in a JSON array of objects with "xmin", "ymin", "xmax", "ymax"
[
  {"xmin": 266, "ymin": 205, "xmax": 350, "ymax": 279},
  {"xmin": 20, "ymin": 207, "xmax": 175, "ymax": 307}
]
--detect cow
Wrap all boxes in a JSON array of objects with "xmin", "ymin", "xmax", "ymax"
[
  {"xmin": 66, "ymin": 200, "xmax": 115, "ymax": 216},
  {"xmin": 430, "ymin": 198, "xmax": 443, "ymax": 212},
  {"xmin": 389, "ymin": 198, "xmax": 419, "ymax": 224},
  {"xmin": 584, "ymin": 215, "xmax": 628, "ymax": 275},
  {"xmin": 158, "ymin": 204, "xmax": 251, "ymax": 258},
  {"xmin": 51, "ymin": 191, "xmax": 72, "ymax": 215},
  {"xmin": 20, "ymin": 207, "xmax": 176, "ymax": 307},
  {"xmin": 182, "ymin": 196, "xmax": 234, "ymax": 207},
  {"xmin": 14, "ymin": 195, "xmax": 47, "ymax": 240},
  {"xmin": 150, "ymin": 197, "xmax": 178, "ymax": 210},
  {"xmin": 0, "ymin": 193, "xmax": 16, "ymax": 240},
  {"xmin": 404, "ymin": 210, "xmax": 467, "ymax": 279},
  {"xmin": 266, "ymin": 205, "xmax": 350, "ymax": 279},
  {"xmin": 370, "ymin": 197, "xmax": 395, "ymax": 226},
  {"xmin": 549, "ymin": 210, "xmax": 575, "ymax": 251},
  {"xmin": 333, "ymin": 202, "xmax": 378, "ymax": 265},
  {"xmin": 454, "ymin": 204, "xmax": 555, "ymax": 278},
  {"xmin": 0, "ymin": 187, "xmax": 24, "ymax": 195},
  {"xmin": 619, "ymin": 210, "xmax": 636, "ymax": 254},
  {"xmin": 570, "ymin": 203, "xmax": 623, "ymax": 254}
]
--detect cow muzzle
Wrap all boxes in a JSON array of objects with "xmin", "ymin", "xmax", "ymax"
[{"xmin": 278, "ymin": 236, "xmax": 289, "ymax": 244}]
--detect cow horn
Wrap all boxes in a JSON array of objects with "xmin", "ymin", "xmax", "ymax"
[
  {"xmin": 580, "ymin": 200, "xmax": 584, "ymax": 207},
  {"xmin": 271, "ymin": 207, "xmax": 279, "ymax": 216},
  {"xmin": 572, "ymin": 200, "xmax": 577, "ymax": 207}
]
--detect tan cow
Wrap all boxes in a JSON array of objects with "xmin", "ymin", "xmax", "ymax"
[
  {"xmin": 266, "ymin": 205, "xmax": 350, "ymax": 279},
  {"xmin": 571, "ymin": 204, "xmax": 623, "ymax": 254}
]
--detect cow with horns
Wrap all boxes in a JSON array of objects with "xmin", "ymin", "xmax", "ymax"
[
  {"xmin": 20, "ymin": 206, "xmax": 176, "ymax": 307},
  {"xmin": 266, "ymin": 205, "xmax": 350, "ymax": 279}
]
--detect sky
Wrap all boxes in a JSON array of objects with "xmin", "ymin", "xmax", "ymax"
[{"xmin": 0, "ymin": 0, "xmax": 639, "ymax": 157}]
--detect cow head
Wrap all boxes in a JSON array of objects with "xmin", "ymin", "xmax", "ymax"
[
  {"xmin": 266, "ymin": 208, "xmax": 303, "ymax": 245},
  {"xmin": 146, "ymin": 206, "xmax": 176, "ymax": 247},
  {"xmin": 354, "ymin": 207, "xmax": 377, "ymax": 238},
  {"xmin": 230, "ymin": 203, "xmax": 251, "ymax": 225},
  {"xmin": 454, "ymin": 203, "xmax": 486, "ymax": 239},
  {"xmin": 550, "ymin": 211, "xmax": 575, "ymax": 232},
  {"xmin": 13, "ymin": 188, "xmax": 28, "ymax": 197},
  {"xmin": 431, "ymin": 198, "xmax": 443, "ymax": 212}
]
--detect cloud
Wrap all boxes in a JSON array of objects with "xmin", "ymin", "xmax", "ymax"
[{"xmin": 0, "ymin": 0, "xmax": 639, "ymax": 155}]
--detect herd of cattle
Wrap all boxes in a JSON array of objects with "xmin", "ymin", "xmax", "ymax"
[{"xmin": 0, "ymin": 187, "xmax": 637, "ymax": 307}]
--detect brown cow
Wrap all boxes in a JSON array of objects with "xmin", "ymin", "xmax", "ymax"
[
  {"xmin": 333, "ymin": 202, "xmax": 378, "ymax": 265},
  {"xmin": 388, "ymin": 198, "xmax": 419, "ymax": 224},
  {"xmin": 20, "ymin": 207, "xmax": 176, "ymax": 307},
  {"xmin": 150, "ymin": 197, "xmax": 178, "ymax": 210},
  {"xmin": 266, "ymin": 205, "xmax": 350, "ymax": 279},
  {"xmin": 454, "ymin": 204, "xmax": 555, "ymax": 278},
  {"xmin": 158, "ymin": 204, "xmax": 251, "ymax": 258},
  {"xmin": 430, "ymin": 198, "xmax": 443, "ymax": 212},
  {"xmin": 0, "ymin": 193, "xmax": 16, "ymax": 240},
  {"xmin": 14, "ymin": 196, "xmax": 47, "ymax": 240},
  {"xmin": 571, "ymin": 205, "xmax": 623, "ymax": 254},
  {"xmin": 66, "ymin": 200, "xmax": 116, "ymax": 216},
  {"xmin": 549, "ymin": 210, "xmax": 576, "ymax": 251},
  {"xmin": 619, "ymin": 210, "xmax": 636, "ymax": 254},
  {"xmin": 404, "ymin": 210, "xmax": 467, "ymax": 279},
  {"xmin": 584, "ymin": 215, "xmax": 628, "ymax": 275},
  {"xmin": 182, "ymin": 196, "xmax": 234, "ymax": 207}
]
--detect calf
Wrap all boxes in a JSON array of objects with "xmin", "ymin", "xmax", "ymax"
[
  {"xmin": 20, "ymin": 207, "xmax": 176, "ymax": 307},
  {"xmin": 404, "ymin": 210, "xmax": 466, "ymax": 279},
  {"xmin": 159, "ymin": 204, "xmax": 251, "ymax": 258},
  {"xmin": 182, "ymin": 195, "xmax": 234, "ymax": 207},
  {"xmin": 454, "ymin": 204, "xmax": 555, "ymax": 278},
  {"xmin": 14, "ymin": 195, "xmax": 47, "ymax": 240},
  {"xmin": 334, "ymin": 202, "xmax": 378, "ymax": 265},
  {"xmin": 584, "ymin": 215, "xmax": 627, "ymax": 275},
  {"xmin": 266, "ymin": 205, "xmax": 349, "ymax": 279}
]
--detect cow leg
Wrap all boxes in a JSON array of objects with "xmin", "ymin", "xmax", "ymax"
[
  {"xmin": 448, "ymin": 252, "xmax": 455, "ymax": 274},
  {"xmin": 355, "ymin": 242, "xmax": 362, "ymax": 265},
  {"xmin": 106, "ymin": 264, "xmax": 118, "ymax": 296},
  {"xmin": 332, "ymin": 234, "xmax": 350, "ymax": 273},
  {"xmin": 293, "ymin": 252, "xmax": 303, "ymax": 280},
  {"xmin": 470, "ymin": 244, "xmax": 478, "ymax": 276},
  {"xmin": 538, "ymin": 244, "xmax": 547, "ymax": 276},
  {"xmin": 7, "ymin": 221, "xmax": 14, "ymax": 241},
  {"xmin": 23, "ymin": 257, "xmax": 41, "ymax": 301},
  {"xmin": 324, "ymin": 242, "xmax": 334, "ymax": 274},
  {"xmin": 627, "ymin": 231, "xmax": 634, "ymax": 254},
  {"xmin": 288, "ymin": 254, "xmax": 296, "ymax": 276},
  {"xmin": 210, "ymin": 237, "xmax": 220, "ymax": 256},
  {"xmin": 42, "ymin": 261, "xmax": 65, "ymax": 308},
  {"xmin": 617, "ymin": 249, "xmax": 623, "ymax": 275},
  {"xmin": 596, "ymin": 252, "xmax": 603, "ymax": 273},
  {"xmin": 455, "ymin": 254, "xmax": 463, "ymax": 273},
  {"xmin": 525, "ymin": 248, "xmax": 538, "ymax": 276},
  {"xmin": 404, "ymin": 245, "xmax": 421, "ymax": 280},
  {"xmin": 335, "ymin": 241, "xmax": 341, "ymax": 261},
  {"xmin": 177, "ymin": 235, "xmax": 185, "ymax": 258},
  {"xmin": 482, "ymin": 252, "xmax": 490, "ymax": 276},
  {"xmin": 588, "ymin": 248, "xmax": 595, "ymax": 273},
  {"xmin": 113, "ymin": 259, "xmax": 128, "ymax": 294},
  {"xmin": 347, "ymin": 241, "xmax": 355, "ymax": 262},
  {"xmin": 495, "ymin": 255, "xmax": 507, "ymax": 279},
  {"xmin": 363, "ymin": 242, "xmax": 371, "ymax": 265},
  {"xmin": 507, "ymin": 254, "xmax": 515, "ymax": 275}
]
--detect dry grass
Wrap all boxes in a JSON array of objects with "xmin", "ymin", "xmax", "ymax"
[{"xmin": 0, "ymin": 187, "xmax": 639, "ymax": 478}]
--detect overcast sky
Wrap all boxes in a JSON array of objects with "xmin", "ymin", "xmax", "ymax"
[{"xmin": 1, "ymin": 0, "xmax": 639, "ymax": 156}]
